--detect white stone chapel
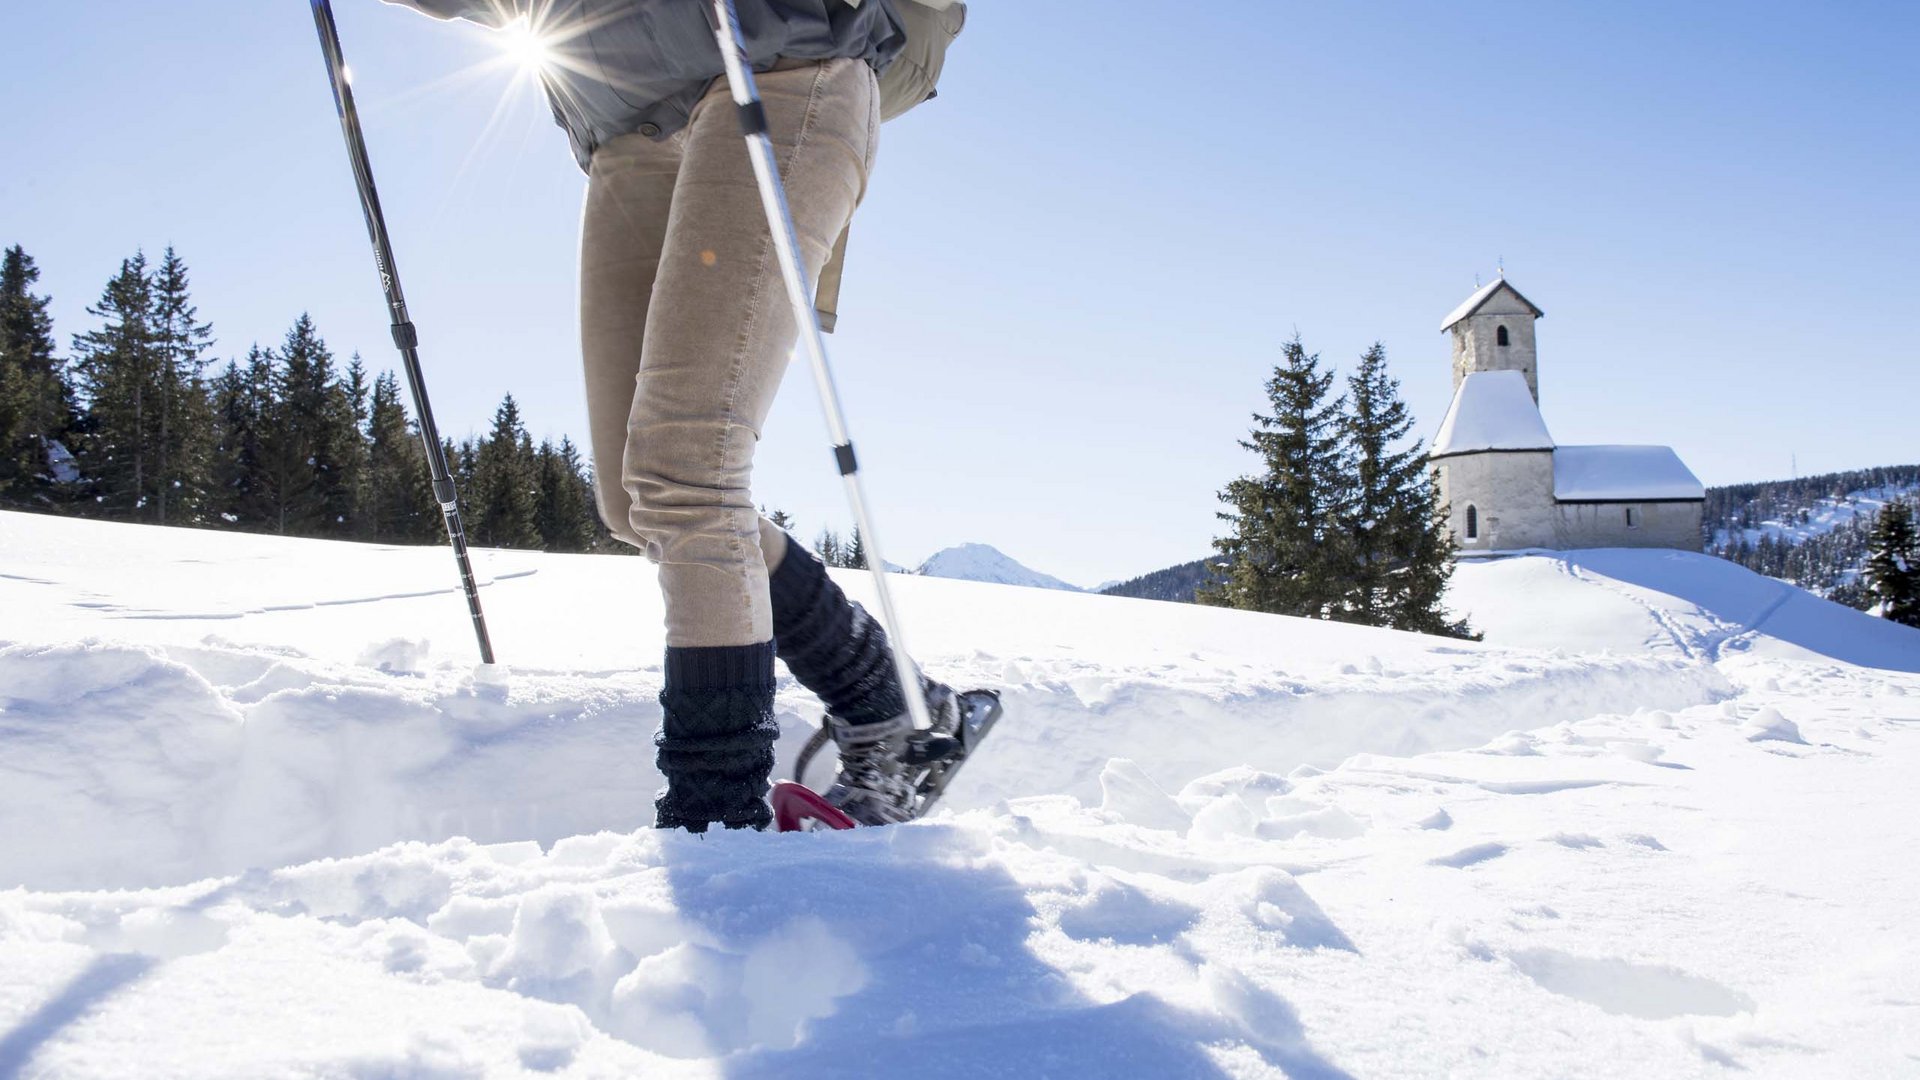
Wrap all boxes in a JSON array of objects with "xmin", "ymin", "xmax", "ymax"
[{"xmin": 1428, "ymin": 278, "xmax": 1705, "ymax": 553}]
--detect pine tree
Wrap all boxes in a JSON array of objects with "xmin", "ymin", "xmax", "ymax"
[
  {"xmin": 533, "ymin": 435, "xmax": 600, "ymax": 552},
  {"xmin": 468, "ymin": 395, "xmax": 540, "ymax": 548},
  {"xmin": 207, "ymin": 349, "xmax": 276, "ymax": 528},
  {"xmin": 767, "ymin": 508, "xmax": 795, "ymax": 531},
  {"xmin": 0, "ymin": 246, "xmax": 74, "ymax": 504},
  {"xmin": 363, "ymin": 370, "xmax": 437, "ymax": 543},
  {"xmin": 814, "ymin": 528, "xmax": 844, "ymax": 568},
  {"xmin": 845, "ymin": 527, "xmax": 867, "ymax": 570},
  {"xmin": 1341, "ymin": 342, "xmax": 1475, "ymax": 638},
  {"xmin": 262, "ymin": 316, "xmax": 330, "ymax": 533},
  {"xmin": 1198, "ymin": 335, "xmax": 1353, "ymax": 617},
  {"xmin": 147, "ymin": 248, "xmax": 216, "ymax": 525},
  {"xmin": 343, "ymin": 354, "xmax": 373, "ymax": 537},
  {"xmin": 70, "ymin": 253, "xmax": 159, "ymax": 518},
  {"xmin": 1864, "ymin": 501, "xmax": 1920, "ymax": 628}
]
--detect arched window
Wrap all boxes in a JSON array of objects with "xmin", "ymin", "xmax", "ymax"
[
  {"xmin": 1496, "ymin": 325, "xmax": 1510, "ymax": 347},
  {"xmin": 1465, "ymin": 505, "xmax": 1479, "ymax": 540}
]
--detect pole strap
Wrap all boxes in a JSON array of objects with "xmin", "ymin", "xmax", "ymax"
[
  {"xmin": 834, "ymin": 443, "xmax": 858, "ymax": 477},
  {"xmin": 737, "ymin": 100, "xmax": 768, "ymax": 137}
]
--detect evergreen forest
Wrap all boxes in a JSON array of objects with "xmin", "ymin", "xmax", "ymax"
[{"xmin": 1, "ymin": 244, "xmax": 619, "ymax": 554}]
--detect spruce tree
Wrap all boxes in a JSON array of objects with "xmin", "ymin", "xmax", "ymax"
[
  {"xmin": 262, "ymin": 316, "xmax": 331, "ymax": 533},
  {"xmin": 207, "ymin": 350, "xmax": 277, "ymax": 528},
  {"xmin": 1341, "ymin": 342, "xmax": 1475, "ymax": 638},
  {"xmin": 533, "ymin": 435, "xmax": 599, "ymax": 552},
  {"xmin": 845, "ymin": 527, "xmax": 867, "ymax": 570},
  {"xmin": 363, "ymin": 370, "xmax": 436, "ymax": 543},
  {"xmin": 468, "ymin": 395, "xmax": 540, "ymax": 548},
  {"xmin": 814, "ymin": 528, "xmax": 843, "ymax": 568},
  {"xmin": 70, "ymin": 253, "xmax": 159, "ymax": 518},
  {"xmin": 1865, "ymin": 501, "xmax": 1920, "ymax": 628},
  {"xmin": 0, "ymin": 246, "xmax": 74, "ymax": 504},
  {"xmin": 343, "ymin": 355, "xmax": 374, "ymax": 537},
  {"xmin": 1198, "ymin": 335, "xmax": 1353, "ymax": 617},
  {"xmin": 147, "ymin": 248, "xmax": 216, "ymax": 525}
]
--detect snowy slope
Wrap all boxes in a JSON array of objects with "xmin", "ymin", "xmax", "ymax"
[
  {"xmin": 914, "ymin": 542, "xmax": 1084, "ymax": 591},
  {"xmin": 1711, "ymin": 482, "xmax": 1918, "ymax": 550},
  {"xmin": 1449, "ymin": 548, "xmax": 1920, "ymax": 672},
  {"xmin": 3, "ymin": 511, "xmax": 1919, "ymax": 1077}
]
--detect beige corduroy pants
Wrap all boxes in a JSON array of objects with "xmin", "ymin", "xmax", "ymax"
[{"xmin": 579, "ymin": 59, "xmax": 878, "ymax": 648}]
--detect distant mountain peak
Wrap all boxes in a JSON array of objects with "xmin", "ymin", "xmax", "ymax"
[{"xmin": 914, "ymin": 543, "xmax": 1083, "ymax": 592}]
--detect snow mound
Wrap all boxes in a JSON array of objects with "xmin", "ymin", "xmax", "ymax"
[
  {"xmin": 1739, "ymin": 706, "xmax": 1807, "ymax": 744},
  {"xmin": 914, "ymin": 542, "xmax": 1083, "ymax": 591},
  {"xmin": 1449, "ymin": 547, "xmax": 1920, "ymax": 672}
]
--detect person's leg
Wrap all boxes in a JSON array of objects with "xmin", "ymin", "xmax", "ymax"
[
  {"xmin": 629, "ymin": 59, "xmax": 880, "ymax": 830},
  {"xmin": 759, "ymin": 518, "xmax": 906, "ymax": 727},
  {"xmin": 580, "ymin": 130, "xmax": 680, "ymax": 549}
]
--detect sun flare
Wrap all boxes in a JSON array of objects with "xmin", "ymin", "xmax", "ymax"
[{"xmin": 498, "ymin": 16, "xmax": 555, "ymax": 78}]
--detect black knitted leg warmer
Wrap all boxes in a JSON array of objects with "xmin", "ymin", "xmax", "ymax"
[
  {"xmin": 654, "ymin": 641, "xmax": 778, "ymax": 833},
  {"xmin": 768, "ymin": 542, "xmax": 905, "ymax": 727}
]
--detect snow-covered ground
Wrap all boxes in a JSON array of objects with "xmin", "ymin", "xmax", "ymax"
[{"xmin": 3, "ymin": 510, "xmax": 1918, "ymax": 1078}]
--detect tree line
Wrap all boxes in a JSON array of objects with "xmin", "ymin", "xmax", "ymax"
[
  {"xmin": 1704, "ymin": 467, "xmax": 1920, "ymax": 620},
  {"xmin": 1199, "ymin": 336, "xmax": 1475, "ymax": 638},
  {"xmin": 0, "ymin": 244, "xmax": 620, "ymax": 553}
]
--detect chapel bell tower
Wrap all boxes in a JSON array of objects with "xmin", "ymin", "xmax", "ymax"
[{"xmin": 1441, "ymin": 276, "xmax": 1545, "ymax": 403}]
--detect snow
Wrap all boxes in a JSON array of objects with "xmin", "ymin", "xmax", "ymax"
[
  {"xmin": 914, "ymin": 541, "xmax": 1084, "ymax": 591},
  {"xmin": 1552, "ymin": 445, "xmax": 1705, "ymax": 502},
  {"xmin": 1447, "ymin": 547, "xmax": 1920, "ymax": 672},
  {"xmin": 4, "ymin": 510, "xmax": 1920, "ymax": 1077},
  {"xmin": 1430, "ymin": 370, "xmax": 1555, "ymax": 456}
]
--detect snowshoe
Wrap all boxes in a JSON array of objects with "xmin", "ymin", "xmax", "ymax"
[{"xmin": 772, "ymin": 687, "xmax": 1002, "ymax": 832}]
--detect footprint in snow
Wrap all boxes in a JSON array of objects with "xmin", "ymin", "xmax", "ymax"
[
  {"xmin": 1509, "ymin": 948, "xmax": 1754, "ymax": 1020},
  {"xmin": 1430, "ymin": 842, "xmax": 1508, "ymax": 868}
]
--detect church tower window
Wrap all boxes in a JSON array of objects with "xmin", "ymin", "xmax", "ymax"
[
  {"xmin": 1496, "ymin": 325, "xmax": 1510, "ymax": 347},
  {"xmin": 1466, "ymin": 505, "xmax": 1479, "ymax": 540}
]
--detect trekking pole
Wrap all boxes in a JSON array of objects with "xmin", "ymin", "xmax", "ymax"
[
  {"xmin": 706, "ymin": 0, "xmax": 933, "ymax": 734},
  {"xmin": 309, "ymin": 0, "xmax": 496, "ymax": 665}
]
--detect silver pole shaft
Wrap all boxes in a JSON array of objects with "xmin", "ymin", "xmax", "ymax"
[{"xmin": 708, "ymin": 0, "xmax": 933, "ymax": 734}]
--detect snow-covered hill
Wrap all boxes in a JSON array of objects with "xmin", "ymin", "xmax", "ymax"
[
  {"xmin": 1709, "ymin": 476, "xmax": 1919, "ymax": 551},
  {"xmin": 2, "ymin": 510, "xmax": 1918, "ymax": 1077},
  {"xmin": 914, "ymin": 542, "xmax": 1083, "ymax": 591}
]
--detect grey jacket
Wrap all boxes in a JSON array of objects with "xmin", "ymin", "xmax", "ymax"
[
  {"xmin": 388, "ymin": 0, "xmax": 962, "ymax": 330},
  {"xmin": 383, "ymin": 0, "xmax": 905, "ymax": 170}
]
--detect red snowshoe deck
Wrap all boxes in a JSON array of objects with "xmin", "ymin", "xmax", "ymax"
[{"xmin": 771, "ymin": 781, "xmax": 857, "ymax": 832}]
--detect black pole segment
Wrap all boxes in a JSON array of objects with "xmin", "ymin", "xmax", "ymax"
[{"xmin": 310, "ymin": 0, "xmax": 496, "ymax": 664}]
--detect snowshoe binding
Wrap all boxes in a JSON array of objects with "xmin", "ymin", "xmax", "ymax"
[{"xmin": 772, "ymin": 685, "xmax": 1002, "ymax": 832}]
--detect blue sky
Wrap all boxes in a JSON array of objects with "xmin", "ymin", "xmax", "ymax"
[{"xmin": 5, "ymin": 1, "xmax": 1916, "ymax": 586}]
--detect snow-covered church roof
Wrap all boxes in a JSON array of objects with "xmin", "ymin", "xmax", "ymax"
[
  {"xmin": 1430, "ymin": 371, "xmax": 1554, "ymax": 457},
  {"xmin": 1552, "ymin": 445, "xmax": 1705, "ymax": 502},
  {"xmin": 1439, "ymin": 278, "xmax": 1545, "ymax": 332}
]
